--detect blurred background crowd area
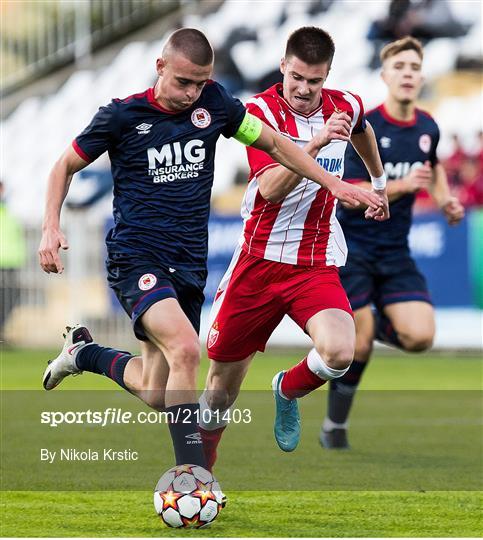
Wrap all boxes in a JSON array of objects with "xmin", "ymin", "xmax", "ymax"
[{"xmin": 0, "ymin": 0, "xmax": 482, "ymax": 349}]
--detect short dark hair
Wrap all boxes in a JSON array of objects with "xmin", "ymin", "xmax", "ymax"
[
  {"xmin": 164, "ymin": 28, "xmax": 214, "ymax": 66},
  {"xmin": 380, "ymin": 36, "xmax": 424, "ymax": 63},
  {"xmin": 285, "ymin": 27, "xmax": 335, "ymax": 66}
]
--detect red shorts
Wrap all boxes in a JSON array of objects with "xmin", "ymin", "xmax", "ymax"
[{"xmin": 207, "ymin": 248, "xmax": 352, "ymax": 362}]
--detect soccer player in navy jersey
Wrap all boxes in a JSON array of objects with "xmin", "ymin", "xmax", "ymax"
[
  {"xmin": 321, "ymin": 36, "xmax": 465, "ymax": 449},
  {"xmin": 38, "ymin": 28, "xmax": 384, "ymax": 469}
]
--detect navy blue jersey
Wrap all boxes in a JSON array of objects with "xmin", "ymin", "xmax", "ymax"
[
  {"xmin": 338, "ymin": 104, "xmax": 440, "ymax": 255},
  {"xmin": 73, "ymin": 82, "xmax": 246, "ymax": 271}
]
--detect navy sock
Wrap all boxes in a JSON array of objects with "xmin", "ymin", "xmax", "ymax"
[
  {"xmin": 166, "ymin": 403, "xmax": 207, "ymax": 468},
  {"xmin": 375, "ymin": 312, "xmax": 403, "ymax": 348},
  {"xmin": 76, "ymin": 344, "xmax": 132, "ymax": 390},
  {"xmin": 328, "ymin": 360, "xmax": 368, "ymax": 425}
]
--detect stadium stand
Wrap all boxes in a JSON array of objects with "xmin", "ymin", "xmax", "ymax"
[
  {"xmin": 1, "ymin": 0, "xmax": 481, "ymax": 221},
  {"xmin": 0, "ymin": 0, "xmax": 481, "ymax": 348}
]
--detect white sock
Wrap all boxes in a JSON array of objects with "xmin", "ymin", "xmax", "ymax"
[
  {"xmin": 323, "ymin": 417, "xmax": 348, "ymax": 431},
  {"xmin": 198, "ymin": 391, "xmax": 230, "ymax": 431},
  {"xmin": 307, "ymin": 348, "xmax": 350, "ymax": 380},
  {"xmin": 273, "ymin": 371, "xmax": 290, "ymax": 400}
]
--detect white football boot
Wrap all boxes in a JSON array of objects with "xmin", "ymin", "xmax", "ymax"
[{"xmin": 42, "ymin": 325, "xmax": 93, "ymax": 390}]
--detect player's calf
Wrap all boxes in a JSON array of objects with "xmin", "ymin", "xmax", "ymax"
[
  {"xmin": 161, "ymin": 344, "xmax": 207, "ymax": 468},
  {"xmin": 202, "ymin": 388, "xmax": 227, "ymax": 411},
  {"xmin": 321, "ymin": 359, "xmax": 369, "ymax": 450},
  {"xmin": 198, "ymin": 391, "xmax": 231, "ymax": 471},
  {"xmin": 140, "ymin": 391, "xmax": 166, "ymax": 412},
  {"xmin": 353, "ymin": 336, "xmax": 374, "ymax": 364},
  {"xmin": 74, "ymin": 341, "xmax": 133, "ymax": 390},
  {"xmin": 278, "ymin": 348, "xmax": 351, "ymax": 401},
  {"xmin": 198, "ymin": 357, "xmax": 251, "ymax": 469}
]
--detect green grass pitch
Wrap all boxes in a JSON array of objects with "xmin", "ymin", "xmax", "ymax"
[{"xmin": 1, "ymin": 348, "xmax": 481, "ymax": 537}]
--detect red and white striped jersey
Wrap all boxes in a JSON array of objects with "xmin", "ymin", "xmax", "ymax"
[{"xmin": 240, "ymin": 83, "xmax": 365, "ymax": 267}]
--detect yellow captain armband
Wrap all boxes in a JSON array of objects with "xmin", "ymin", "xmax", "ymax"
[{"xmin": 233, "ymin": 113, "xmax": 263, "ymax": 146}]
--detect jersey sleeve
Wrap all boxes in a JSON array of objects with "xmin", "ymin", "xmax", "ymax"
[
  {"xmin": 215, "ymin": 83, "xmax": 247, "ymax": 139},
  {"xmin": 350, "ymin": 92, "xmax": 367, "ymax": 135},
  {"xmin": 245, "ymin": 99, "xmax": 279, "ymax": 179},
  {"xmin": 343, "ymin": 142, "xmax": 370, "ymax": 183},
  {"xmin": 73, "ymin": 101, "xmax": 118, "ymax": 163}
]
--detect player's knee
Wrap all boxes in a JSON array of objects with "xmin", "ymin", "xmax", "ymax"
[
  {"xmin": 400, "ymin": 330, "xmax": 434, "ymax": 352},
  {"xmin": 169, "ymin": 339, "xmax": 201, "ymax": 371},
  {"xmin": 316, "ymin": 343, "xmax": 354, "ymax": 370}
]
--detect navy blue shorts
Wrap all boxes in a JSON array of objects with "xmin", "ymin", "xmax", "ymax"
[
  {"xmin": 106, "ymin": 253, "xmax": 206, "ymax": 341},
  {"xmin": 340, "ymin": 251, "xmax": 431, "ymax": 312}
]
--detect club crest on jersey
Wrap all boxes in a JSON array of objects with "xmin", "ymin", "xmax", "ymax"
[
  {"xmin": 207, "ymin": 322, "xmax": 219, "ymax": 349},
  {"xmin": 191, "ymin": 108, "xmax": 211, "ymax": 129},
  {"xmin": 380, "ymin": 136, "xmax": 391, "ymax": 148},
  {"xmin": 138, "ymin": 273, "xmax": 157, "ymax": 291},
  {"xmin": 419, "ymin": 134, "xmax": 431, "ymax": 153},
  {"xmin": 136, "ymin": 123, "xmax": 152, "ymax": 134}
]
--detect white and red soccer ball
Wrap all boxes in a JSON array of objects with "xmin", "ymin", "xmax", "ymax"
[{"xmin": 154, "ymin": 464, "xmax": 223, "ymax": 528}]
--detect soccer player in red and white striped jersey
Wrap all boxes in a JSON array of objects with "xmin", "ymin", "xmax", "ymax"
[
  {"xmin": 198, "ymin": 27, "xmax": 389, "ymax": 467},
  {"xmin": 242, "ymin": 84, "xmax": 365, "ymax": 266}
]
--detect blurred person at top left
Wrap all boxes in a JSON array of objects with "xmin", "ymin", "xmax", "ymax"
[
  {"xmin": 0, "ymin": 180, "xmax": 27, "ymax": 343},
  {"xmin": 38, "ymin": 27, "xmax": 384, "ymax": 472}
]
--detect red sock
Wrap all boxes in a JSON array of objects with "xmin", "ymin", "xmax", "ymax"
[
  {"xmin": 280, "ymin": 357, "xmax": 327, "ymax": 399},
  {"xmin": 199, "ymin": 426, "xmax": 226, "ymax": 472}
]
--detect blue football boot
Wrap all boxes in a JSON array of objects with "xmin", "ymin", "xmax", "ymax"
[{"xmin": 271, "ymin": 371, "xmax": 301, "ymax": 452}]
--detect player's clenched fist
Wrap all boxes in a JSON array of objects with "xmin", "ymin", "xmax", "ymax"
[
  {"xmin": 441, "ymin": 196, "xmax": 465, "ymax": 226},
  {"xmin": 316, "ymin": 112, "xmax": 352, "ymax": 147},
  {"xmin": 404, "ymin": 160, "xmax": 432, "ymax": 192},
  {"xmin": 364, "ymin": 187, "xmax": 390, "ymax": 221},
  {"xmin": 38, "ymin": 228, "xmax": 69, "ymax": 274}
]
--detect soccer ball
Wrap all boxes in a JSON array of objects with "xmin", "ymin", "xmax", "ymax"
[{"xmin": 154, "ymin": 464, "xmax": 223, "ymax": 528}]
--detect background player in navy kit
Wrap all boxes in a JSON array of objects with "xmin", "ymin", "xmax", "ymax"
[
  {"xmin": 321, "ymin": 36, "xmax": 465, "ymax": 449},
  {"xmin": 38, "ymin": 28, "xmax": 384, "ymax": 469}
]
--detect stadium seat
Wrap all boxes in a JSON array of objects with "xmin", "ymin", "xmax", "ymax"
[{"xmin": 1, "ymin": 0, "xmax": 481, "ymax": 224}]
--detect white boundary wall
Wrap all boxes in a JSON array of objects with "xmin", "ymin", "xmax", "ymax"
[{"xmin": 3, "ymin": 219, "xmax": 482, "ymax": 351}]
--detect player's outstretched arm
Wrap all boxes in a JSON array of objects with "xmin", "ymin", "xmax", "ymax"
[
  {"xmin": 429, "ymin": 162, "xmax": 465, "ymax": 225},
  {"xmin": 254, "ymin": 112, "xmax": 353, "ymax": 204},
  {"xmin": 254, "ymin": 140, "xmax": 321, "ymax": 204},
  {"xmin": 350, "ymin": 122, "xmax": 389, "ymax": 221},
  {"xmin": 39, "ymin": 146, "xmax": 89, "ymax": 274},
  {"xmin": 250, "ymin": 121, "xmax": 384, "ymax": 211}
]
